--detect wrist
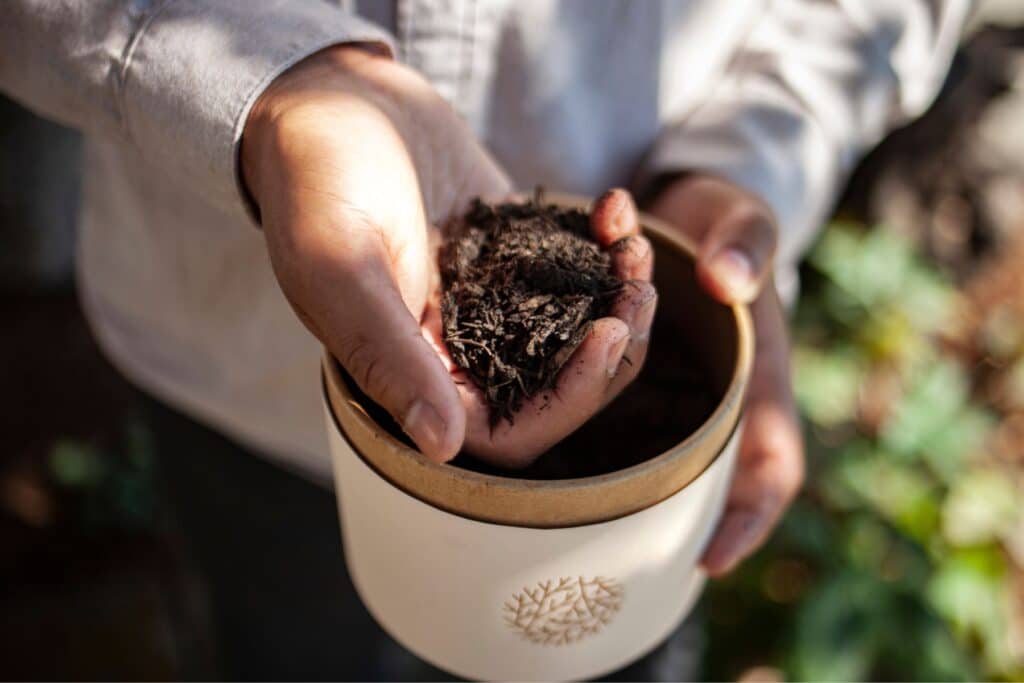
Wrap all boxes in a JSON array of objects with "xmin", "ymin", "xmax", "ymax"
[{"xmin": 241, "ymin": 43, "xmax": 393, "ymax": 208}]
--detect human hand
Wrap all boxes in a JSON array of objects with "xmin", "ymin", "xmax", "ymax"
[
  {"xmin": 241, "ymin": 46, "xmax": 654, "ymax": 466},
  {"xmin": 646, "ymin": 174, "xmax": 805, "ymax": 576}
]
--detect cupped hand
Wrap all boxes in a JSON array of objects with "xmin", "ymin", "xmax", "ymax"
[
  {"xmin": 242, "ymin": 46, "xmax": 654, "ymax": 467},
  {"xmin": 441, "ymin": 188, "xmax": 657, "ymax": 467},
  {"xmin": 646, "ymin": 174, "xmax": 805, "ymax": 577}
]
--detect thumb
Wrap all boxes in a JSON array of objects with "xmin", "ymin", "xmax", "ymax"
[
  {"xmin": 268, "ymin": 214, "xmax": 465, "ymax": 463},
  {"xmin": 696, "ymin": 202, "xmax": 777, "ymax": 305}
]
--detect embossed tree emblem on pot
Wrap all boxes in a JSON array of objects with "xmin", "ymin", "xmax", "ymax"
[{"xmin": 503, "ymin": 576, "xmax": 624, "ymax": 645}]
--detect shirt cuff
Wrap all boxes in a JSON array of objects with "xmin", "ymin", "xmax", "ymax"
[
  {"xmin": 640, "ymin": 81, "xmax": 844, "ymax": 276},
  {"xmin": 119, "ymin": 0, "xmax": 395, "ymax": 225}
]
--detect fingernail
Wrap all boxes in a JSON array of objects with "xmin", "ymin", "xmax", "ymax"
[
  {"xmin": 632, "ymin": 292, "xmax": 658, "ymax": 342},
  {"xmin": 709, "ymin": 249, "xmax": 756, "ymax": 301},
  {"xmin": 703, "ymin": 510, "xmax": 762, "ymax": 576},
  {"xmin": 612, "ymin": 193, "xmax": 630, "ymax": 233},
  {"xmin": 401, "ymin": 400, "xmax": 448, "ymax": 460},
  {"xmin": 605, "ymin": 328, "xmax": 631, "ymax": 378}
]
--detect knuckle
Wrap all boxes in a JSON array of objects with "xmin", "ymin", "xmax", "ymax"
[
  {"xmin": 338, "ymin": 332, "xmax": 392, "ymax": 399},
  {"xmin": 734, "ymin": 203, "xmax": 776, "ymax": 240},
  {"xmin": 720, "ymin": 195, "xmax": 770, "ymax": 231}
]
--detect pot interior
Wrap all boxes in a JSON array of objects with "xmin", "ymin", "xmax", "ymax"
[
  {"xmin": 323, "ymin": 197, "xmax": 752, "ymax": 527},
  {"xmin": 446, "ymin": 229, "xmax": 737, "ymax": 481},
  {"xmin": 344, "ymin": 230, "xmax": 740, "ymax": 480}
]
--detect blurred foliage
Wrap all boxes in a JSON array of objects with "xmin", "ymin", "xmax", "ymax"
[
  {"xmin": 704, "ymin": 223, "xmax": 1024, "ymax": 682},
  {"xmin": 47, "ymin": 420, "xmax": 161, "ymax": 532}
]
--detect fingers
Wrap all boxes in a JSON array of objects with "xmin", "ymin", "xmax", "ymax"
[
  {"xmin": 590, "ymin": 188, "xmax": 641, "ymax": 246},
  {"xmin": 700, "ymin": 399, "xmax": 804, "ymax": 576},
  {"xmin": 645, "ymin": 175, "xmax": 777, "ymax": 305},
  {"xmin": 577, "ymin": 187, "xmax": 656, "ymax": 284},
  {"xmin": 457, "ymin": 186, "xmax": 658, "ymax": 467},
  {"xmin": 610, "ymin": 235, "xmax": 654, "ymax": 282},
  {"xmin": 268, "ymin": 211, "xmax": 465, "ymax": 463},
  {"xmin": 695, "ymin": 202, "xmax": 776, "ymax": 305},
  {"xmin": 605, "ymin": 280, "xmax": 657, "ymax": 396},
  {"xmin": 701, "ymin": 289, "xmax": 804, "ymax": 576},
  {"xmin": 458, "ymin": 282, "xmax": 656, "ymax": 466},
  {"xmin": 462, "ymin": 318, "xmax": 633, "ymax": 467}
]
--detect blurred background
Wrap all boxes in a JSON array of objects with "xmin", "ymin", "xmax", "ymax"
[{"xmin": 2, "ymin": 3, "xmax": 1023, "ymax": 681}]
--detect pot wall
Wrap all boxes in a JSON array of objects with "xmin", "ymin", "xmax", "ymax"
[{"xmin": 325, "ymin": 404, "xmax": 740, "ymax": 681}]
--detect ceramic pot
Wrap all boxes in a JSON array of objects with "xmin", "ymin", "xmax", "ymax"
[{"xmin": 322, "ymin": 194, "xmax": 753, "ymax": 680}]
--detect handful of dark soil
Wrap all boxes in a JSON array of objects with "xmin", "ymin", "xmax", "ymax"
[{"xmin": 440, "ymin": 197, "xmax": 623, "ymax": 424}]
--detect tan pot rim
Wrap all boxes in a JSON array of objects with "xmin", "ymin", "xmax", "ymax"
[{"xmin": 323, "ymin": 194, "xmax": 754, "ymax": 528}]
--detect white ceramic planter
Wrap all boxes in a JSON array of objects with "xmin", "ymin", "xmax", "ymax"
[{"xmin": 322, "ymin": 197, "xmax": 753, "ymax": 680}]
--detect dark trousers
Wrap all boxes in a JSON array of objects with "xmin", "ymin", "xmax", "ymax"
[{"xmin": 145, "ymin": 396, "xmax": 702, "ymax": 681}]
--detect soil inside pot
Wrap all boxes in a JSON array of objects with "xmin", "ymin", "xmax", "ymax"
[
  {"xmin": 335, "ymin": 197, "xmax": 722, "ymax": 480},
  {"xmin": 440, "ymin": 197, "xmax": 622, "ymax": 425},
  {"xmin": 340, "ymin": 306, "xmax": 717, "ymax": 480},
  {"xmin": 450, "ymin": 310, "xmax": 717, "ymax": 479}
]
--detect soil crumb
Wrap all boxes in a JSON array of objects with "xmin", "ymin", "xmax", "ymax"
[{"xmin": 440, "ymin": 196, "xmax": 622, "ymax": 424}]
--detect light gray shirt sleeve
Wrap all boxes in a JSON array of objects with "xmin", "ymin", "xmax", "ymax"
[
  {"xmin": 0, "ymin": 0, "xmax": 396, "ymax": 223},
  {"xmin": 641, "ymin": 0, "xmax": 972, "ymax": 298}
]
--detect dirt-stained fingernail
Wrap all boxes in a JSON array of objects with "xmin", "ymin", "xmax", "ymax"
[
  {"xmin": 709, "ymin": 248, "xmax": 757, "ymax": 301},
  {"xmin": 605, "ymin": 327, "xmax": 631, "ymax": 377},
  {"xmin": 632, "ymin": 292, "xmax": 658, "ymax": 341},
  {"xmin": 611, "ymin": 191, "xmax": 635, "ymax": 235}
]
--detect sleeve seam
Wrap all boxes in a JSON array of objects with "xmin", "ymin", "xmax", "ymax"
[
  {"xmin": 229, "ymin": 35, "xmax": 396, "ymax": 226},
  {"xmin": 115, "ymin": 0, "xmax": 177, "ymax": 148}
]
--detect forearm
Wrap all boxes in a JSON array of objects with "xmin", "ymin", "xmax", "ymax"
[
  {"xmin": 0, "ymin": 0, "xmax": 395, "ymax": 219},
  {"xmin": 641, "ymin": 0, "xmax": 972, "ymax": 292}
]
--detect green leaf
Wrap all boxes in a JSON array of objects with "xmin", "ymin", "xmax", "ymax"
[
  {"xmin": 810, "ymin": 226, "xmax": 913, "ymax": 307},
  {"xmin": 48, "ymin": 441, "xmax": 106, "ymax": 488},
  {"xmin": 927, "ymin": 549, "xmax": 1016, "ymax": 674},
  {"xmin": 834, "ymin": 447, "xmax": 942, "ymax": 542},
  {"xmin": 921, "ymin": 406, "xmax": 995, "ymax": 484},
  {"xmin": 794, "ymin": 347, "xmax": 864, "ymax": 427},
  {"xmin": 942, "ymin": 468, "xmax": 1020, "ymax": 547},
  {"xmin": 855, "ymin": 304, "xmax": 922, "ymax": 362},
  {"xmin": 788, "ymin": 571, "xmax": 883, "ymax": 681},
  {"xmin": 898, "ymin": 261, "xmax": 955, "ymax": 335},
  {"xmin": 880, "ymin": 360, "xmax": 970, "ymax": 461},
  {"xmin": 125, "ymin": 420, "xmax": 156, "ymax": 471}
]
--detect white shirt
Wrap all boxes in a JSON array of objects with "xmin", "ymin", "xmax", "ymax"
[{"xmin": 1, "ymin": 0, "xmax": 970, "ymax": 482}]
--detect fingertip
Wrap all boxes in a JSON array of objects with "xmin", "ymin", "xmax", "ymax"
[
  {"xmin": 612, "ymin": 280, "xmax": 657, "ymax": 342},
  {"xmin": 590, "ymin": 188, "xmax": 639, "ymax": 246},
  {"xmin": 700, "ymin": 553, "xmax": 731, "ymax": 578},
  {"xmin": 695, "ymin": 201, "xmax": 776, "ymax": 304},
  {"xmin": 438, "ymin": 399, "xmax": 468, "ymax": 462},
  {"xmin": 536, "ymin": 318, "xmax": 629, "ymax": 415},
  {"xmin": 610, "ymin": 235, "xmax": 654, "ymax": 282},
  {"xmin": 585, "ymin": 317, "xmax": 631, "ymax": 377},
  {"xmin": 700, "ymin": 557, "xmax": 734, "ymax": 579},
  {"xmin": 401, "ymin": 395, "xmax": 466, "ymax": 463},
  {"xmin": 696, "ymin": 248, "xmax": 759, "ymax": 305},
  {"xmin": 700, "ymin": 508, "xmax": 760, "ymax": 577},
  {"xmin": 605, "ymin": 328, "xmax": 631, "ymax": 378}
]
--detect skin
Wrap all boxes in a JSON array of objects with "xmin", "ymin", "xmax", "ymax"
[
  {"xmin": 243, "ymin": 45, "xmax": 805, "ymax": 575},
  {"xmin": 241, "ymin": 44, "xmax": 655, "ymax": 468},
  {"xmin": 647, "ymin": 175, "xmax": 805, "ymax": 577}
]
